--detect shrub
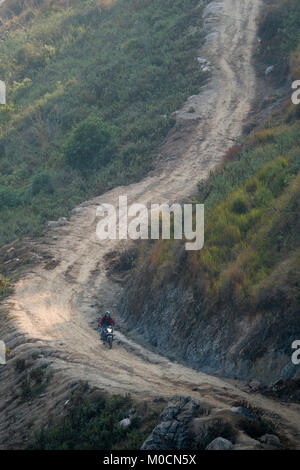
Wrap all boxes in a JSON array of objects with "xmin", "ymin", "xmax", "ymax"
[
  {"xmin": 0, "ymin": 274, "xmax": 11, "ymax": 299},
  {"xmin": 230, "ymin": 194, "xmax": 249, "ymax": 214},
  {"xmin": 28, "ymin": 393, "xmax": 153, "ymax": 450},
  {"xmin": 16, "ymin": 44, "xmax": 46, "ymax": 69},
  {"xmin": 11, "ymin": 78, "xmax": 33, "ymax": 100},
  {"xmin": 32, "ymin": 172, "xmax": 54, "ymax": 195},
  {"xmin": 63, "ymin": 116, "xmax": 115, "ymax": 171},
  {"xmin": 0, "ymin": 104, "xmax": 14, "ymax": 127},
  {"xmin": 222, "ymin": 145, "xmax": 242, "ymax": 165},
  {"xmin": 249, "ymin": 129, "xmax": 277, "ymax": 146}
]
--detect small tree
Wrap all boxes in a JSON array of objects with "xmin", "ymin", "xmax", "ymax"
[{"xmin": 63, "ymin": 116, "xmax": 115, "ymax": 171}]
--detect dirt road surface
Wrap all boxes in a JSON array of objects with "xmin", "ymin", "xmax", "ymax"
[{"xmin": 2, "ymin": 0, "xmax": 300, "ymax": 448}]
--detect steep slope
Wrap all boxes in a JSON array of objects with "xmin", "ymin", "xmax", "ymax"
[
  {"xmin": 0, "ymin": 0, "xmax": 207, "ymax": 246},
  {"xmin": 2, "ymin": 0, "xmax": 300, "ymax": 450}
]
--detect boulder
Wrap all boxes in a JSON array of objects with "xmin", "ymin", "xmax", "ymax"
[
  {"xmin": 141, "ymin": 396, "xmax": 199, "ymax": 450},
  {"xmin": 47, "ymin": 217, "xmax": 68, "ymax": 229},
  {"xmin": 248, "ymin": 380, "xmax": 262, "ymax": 392},
  {"xmin": 119, "ymin": 418, "xmax": 131, "ymax": 430},
  {"xmin": 206, "ymin": 437, "xmax": 233, "ymax": 450},
  {"xmin": 259, "ymin": 434, "xmax": 281, "ymax": 448},
  {"xmin": 233, "ymin": 431, "xmax": 263, "ymax": 450},
  {"xmin": 71, "ymin": 207, "xmax": 85, "ymax": 215}
]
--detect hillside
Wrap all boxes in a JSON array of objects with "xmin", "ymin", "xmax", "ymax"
[
  {"xmin": 120, "ymin": 0, "xmax": 300, "ymax": 383},
  {"xmin": 0, "ymin": 0, "xmax": 206, "ymax": 247},
  {"xmin": 1, "ymin": 0, "xmax": 300, "ymax": 452}
]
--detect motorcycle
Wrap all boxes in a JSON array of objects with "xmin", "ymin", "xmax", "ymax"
[{"xmin": 100, "ymin": 325, "xmax": 114, "ymax": 349}]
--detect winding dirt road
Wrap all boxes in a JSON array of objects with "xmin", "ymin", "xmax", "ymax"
[{"xmin": 2, "ymin": 0, "xmax": 300, "ymax": 447}]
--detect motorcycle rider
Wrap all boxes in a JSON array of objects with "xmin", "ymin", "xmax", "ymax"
[{"xmin": 98, "ymin": 311, "xmax": 115, "ymax": 342}]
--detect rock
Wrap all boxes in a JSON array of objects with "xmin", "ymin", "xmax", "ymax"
[
  {"xmin": 233, "ymin": 431, "xmax": 263, "ymax": 450},
  {"xmin": 47, "ymin": 217, "xmax": 68, "ymax": 228},
  {"xmin": 141, "ymin": 396, "xmax": 199, "ymax": 450},
  {"xmin": 189, "ymin": 415, "xmax": 229, "ymax": 449},
  {"xmin": 206, "ymin": 437, "xmax": 233, "ymax": 450},
  {"xmin": 47, "ymin": 221, "xmax": 57, "ymax": 228},
  {"xmin": 248, "ymin": 380, "xmax": 262, "ymax": 392},
  {"xmin": 71, "ymin": 207, "xmax": 85, "ymax": 215},
  {"xmin": 265, "ymin": 65, "xmax": 274, "ymax": 75},
  {"xmin": 119, "ymin": 418, "xmax": 131, "ymax": 430},
  {"xmin": 259, "ymin": 434, "xmax": 281, "ymax": 448}
]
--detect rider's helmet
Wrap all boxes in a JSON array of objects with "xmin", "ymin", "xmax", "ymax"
[{"xmin": 105, "ymin": 311, "xmax": 111, "ymax": 317}]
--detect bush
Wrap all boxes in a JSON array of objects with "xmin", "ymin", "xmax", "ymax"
[
  {"xmin": 63, "ymin": 116, "xmax": 115, "ymax": 171},
  {"xmin": 230, "ymin": 194, "xmax": 249, "ymax": 214},
  {"xmin": 28, "ymin": 393, "xmax": 152, "ymax": 450},
  {"xmin": 222, "ymin": 145, "xmax": 242, "ymax": 165},
  {"xmin": 0, "ymin": 274, "xmax": 11, "ymax": 299},
  {"xmin": 32, "ymin": 172, "xmax": 53, "ymax": 195}
]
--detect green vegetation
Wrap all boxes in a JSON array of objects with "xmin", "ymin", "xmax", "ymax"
[
  {"xmin": 16, "ymin": 358, "xmax": 53, "ymax": 402},
  {"xmin": 129, "ymin": 0, "xmax": 300, "ymax": 322},
  {"xmin": 28, "ymin": 391, "xmax": 159, "ymax": 450},
  {"xmin": 63, "ymin": 115, "xmax": 115, "ymax": 171},
  {"xmin": 0, "ymin": 273, "xmax": 11, "ymax": 300},
  {"xmin": 257, "ymin": 0, "xmax": 300, "ymax": 81},
  {"xmin": 0, "ymin": 0, "xmax": 207, "ymax": 246}
]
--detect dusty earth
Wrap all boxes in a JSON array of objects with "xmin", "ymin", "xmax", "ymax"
[{"xmin": 1, "ymin": 0, "xmax": 300, "ymax": 449}]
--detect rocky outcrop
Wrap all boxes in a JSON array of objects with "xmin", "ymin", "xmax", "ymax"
[
  {"xmin": 141, "ymin": 396, "xmax": 199, "ymax": 450},
  {"xmin": 259, "ymin": 434, "xmax": 281, "ymax": 448},
  {"xmin": 120, "ymin": 280, "xmax": 300, "ymax": 384},
  {"xmin": 141, "ymin": 396, "xmax": 283, "ymax": 450}
]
